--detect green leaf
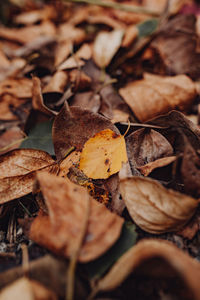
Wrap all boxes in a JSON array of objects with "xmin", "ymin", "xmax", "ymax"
[
  {"xmin": 84, "ymin": 222, "xmax": 137, "ymax": 279},
  {"xmin": 20, "ymin": 120, "xmax": 55, "ymax": 155},
  {"xmin": 137, "ymin": 18, "xmax": 158, "ymax": 38}
]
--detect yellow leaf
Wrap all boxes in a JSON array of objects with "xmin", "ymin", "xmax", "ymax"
[{"xmin": 79, "ymin": 129, "xmax": 127, "ymax": 179}]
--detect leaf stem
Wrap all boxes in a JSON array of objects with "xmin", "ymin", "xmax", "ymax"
[{"xmin": 64, "ymin": 0, "xmax": 160, "ymax": 16}]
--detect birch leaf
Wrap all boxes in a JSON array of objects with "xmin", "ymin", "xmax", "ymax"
[{"xmin": 79, "ymin": 129, "xmax": 127, "ymax": 179}]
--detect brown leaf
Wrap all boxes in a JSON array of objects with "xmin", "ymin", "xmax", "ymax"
[
  {"xmin": 181, "ymin": 141, "xmax": 200, "ymax": 198},
  {"xmin": 95, "ymin": 239, "xmax": 200, "ymax": 300},
  {"xmin": 151, "ymin": 14, "xmax": 200, "ymax": 79},
  {"xmin": 58, "ymin": 44, "xmax": 92, "ymax": 70},
  {"xmin": 0, "ymin": 78, "xmax": 33, "ymax": 98},
  {"xmin": 126, "ymin": 128, "xmax": 173, "ymax": 174},
  {"xmin": 120, "ymin": 176, "xmax": 198, "ymax": 233},
  {"xmin": 71, "ymin": 92, "xmax": 101, "ymax": 113},
  {"xmin": 119, "ymin": 73, "xmax": 197, "ymax": 122},
  {"xmin": 52, "ymin": 104, "xmax": 119, "ymax": 160},
  {"xmin": 0, "ymin": 278, "xmax": 57, "ymax": 300},
  {"xmin": 0, "ymin": 21, "xmax": 56, "ymax": 44},
  {"xmin": 0, "ymin": 255, "xmax": 87, "ymax": 299},
  {"xmin": 29, "ymin": 172, "xmax": 124, "ymax": 262},
  {"xmin": 0, "ymin": 149, "xmax": 55, "ymax": 204},
  {"xmin": 32, "ymin": 77, "xmax": 57, "ymax": 116},
  {"xmin": 43, "ymin": 71, "xmax": 68, "ymax": 94},
  {"xmin": 93, "ymin": 29, "xmax": 124, "ymax": 68},
  {"xmin": 148, "ymin": 110, "xmax": 200, "ymax": 152},
  {"xmin": 0, "ymin": 126, "xmax": 25, "ymax": 155},
  {"xmin": 138, "ymin": 155, "xmax": 176, "ymax": 176}
]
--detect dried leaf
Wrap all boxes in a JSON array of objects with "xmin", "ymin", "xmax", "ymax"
[
  {"xmin": 119, "ymin": 73, "xmax": 197, "ymax": 122},
  {"xmin": 138, "ymin": 155, "xmax": 176, "ymax": 176},
  {"xmin": 0, "ymin": 255, "xmax": 87, "ymax": 299},
  {"xmin": 93, "ymin": 29, "xmax": 124, "ymax": 68},
  {"xmin": 79, "ymin": 129, "xmax": 127, "ymax": 179},
  {"xmin": 32, "ymin": 77, "xmax": 57, "ymax": 116},
  {"xmin": 0, "ymin": 149, "xmax": 55, "ymax": 203},
  {"xmin": 148, "ymin": 110, "xmax": 200, "ymax": 152},
  {"xmin": 126, "ymin": 128, "xmax": 174, "ymax": 173},
  {"xmin": 0, "ymin": 21, "xmax": 56, "ymax": 44},
  {"xmin": 29, "ymin": 172, "xmax": 124, "ymax": 262},
  {"xmin": 0, "ymin": 278, "xmax": 57, "ymax": 300},
  {"xmin": 181, "ymin": 141, "xmax": 200, "ymax": 198},
  {"xmin": 120, "ymin": 176, "xmax": 198, "ymax": 233},
  {"xmin": 0, "ymin": 78, "xmax": 33, "ymax": 98},
  {"xmin": 95, "ymin": 239, "xmax": 200, "ymax": 300},
  {"xmin": 0, "ymin": 126, "xmax": 24, "ymax": 155},
  {"xmin": 151, "ymin": 14, "xmax": 200, "ymax": 79},
  {"xmin": 52, "ymin": 104, "xmax": 119, "ymax": 160},
  {"xmin": 43, "ymin": 71, "xmax": 68, "ymax": 94}
]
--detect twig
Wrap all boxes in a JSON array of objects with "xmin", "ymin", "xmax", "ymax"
[{"xmin": 64, "ymin": 0, "xmax": 160, "ymax": 16}]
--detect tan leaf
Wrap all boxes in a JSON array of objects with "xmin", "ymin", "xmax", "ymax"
[
  {"xmin": 29, "ymin": 172, "xmax": 124, "ymax": 262},
  {"xmin": 0, "ymin": 78, "xmax": 33, "ymax": 98},
  {"xmin": 0, "ymin": 278, "xmax": 57, "ymax": 300},
  {"xmin": 0, "ymin": 149, "xmax": 55, "ymax": 204},
  {"xmin": 95, "ymin": 239, "xmax": 200, "ymax": 300},
  {"xmin": 79, "ymin": 129, "xmax": 127, "ymax": 179},
  {"xmin": 120, "ymin": 176, "xmax": 198, "ymax": 234},
  {"xmin": 0, "ymin": 21, "xmax": 56, "ymax": 44},
  {"xmin": 138, "ymin": 156, "xmax": 176, "ymax": 176},
  {"xmin": 119, "ymin": 73, "xmax": 197, "ymax": 122},
  {"xmin": 0, "ymin": 126, "xmax": 25, "ymax": 155},
  {"xmin": 43, "ymin": 71, "xmax": 68, "ymax": 94},
  {"xmin": 58, "ymin": 44, "xmax": 92, "ymax": 70},
  {"xmin": 93, "ymin": 29, "xmax": 124, "ymax": 68}
]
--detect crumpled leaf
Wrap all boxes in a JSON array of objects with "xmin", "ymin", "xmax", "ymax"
[
  {"xmin": 0, "ymin": 149, "xmax": 55, "ymax": 203},
  {"xmin": 52, "ymin": 104, "xmax": 119, "ymax": 160},
  {"xmin": 0, "ymin": 278, "xmax": 57, "ymax": 300},
  {"xmin": 93, "ymin": 29, "xmax": 124, "ymax": 68},
  {"xmin": 95, "ymin": 239, "xmax": 200, "ymax": 300},
  {"xmin": 79, "ymin": 129, "xmax": 127, "ymax": 179},
  {"xmin": 119, "ymin": 73, "xmax": 197, "ymax": 122},
  {"xmin": 120, "ymin": 176, "xmax": 198, "ymax": 234},
  {"xmin": 126, "ymin": 128, "xmax": 173, "ymax": 174},
  {"xmin": 29, "ymin": 172, "xmax": 124, "ymax": 262}
]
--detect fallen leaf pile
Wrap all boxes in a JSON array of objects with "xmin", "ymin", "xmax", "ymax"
[{"xmin": 0, "ymin": 1, "xmax": 200, "ymax": 300}]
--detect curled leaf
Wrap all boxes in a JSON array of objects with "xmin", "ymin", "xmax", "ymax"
[
  {"xmin": 95, "ymin": 239, "xmax": 200, "ymax": 300},
  {"xmin": 79, "ymin": 129, "xmax": 127, "ymax": 179},
  {"xmin": 120, "ymin": 176, "xmax": 198, "ymax": 234}
]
